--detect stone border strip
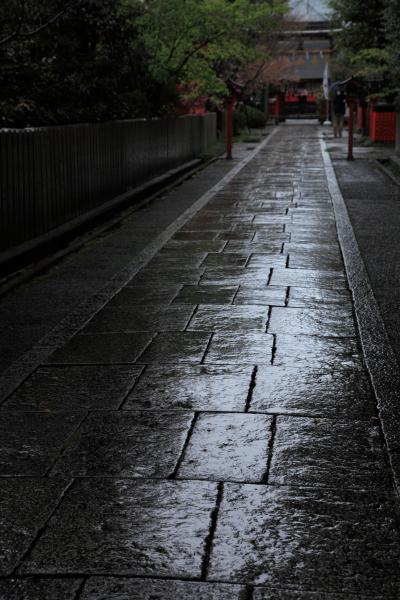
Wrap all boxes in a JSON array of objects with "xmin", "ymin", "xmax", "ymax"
[
  {"xmin": 0, "ymin": 128, "xmax": 279, "ymax": 404},
  {"xmin": 321, "ymin": 138, "xmax": 400, "ymax": 496}
]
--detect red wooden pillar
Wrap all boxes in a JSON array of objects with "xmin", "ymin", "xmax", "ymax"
[
  {"xmin": 277, "ymin": 92, "xmax": 285, "ymax": 122},
  {"xmin": 226, "ymin": 98, "xmax": 234, "ymax": 160},
  {"xmin": 347, "ymin": 99, "xmax": 356, "ymax": 161}
]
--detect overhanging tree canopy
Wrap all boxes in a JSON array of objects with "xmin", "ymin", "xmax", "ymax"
[
  {"xmin": 137, "ymin": 0, "xmax": 288, "ymax": 102},
  {"xmin": 0, "ymin": 0, "xmax": 288, "ymax": 127},
  {"xmin": 329, "ymin": 0, "xmax": 388, "ymax": 83},
  {"xmin": 384, "ymin": 0, "xmax": 400, "ymax": 104}
]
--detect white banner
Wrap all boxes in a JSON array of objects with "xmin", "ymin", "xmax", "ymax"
[{"xmin": 323, "ymin": 62, "xmax": 330, "ymax": 100}]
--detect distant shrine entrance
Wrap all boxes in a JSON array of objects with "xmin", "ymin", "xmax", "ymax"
[{"xmin": 270, "ymin": 0, "xmax": 334, "ymax": 122}]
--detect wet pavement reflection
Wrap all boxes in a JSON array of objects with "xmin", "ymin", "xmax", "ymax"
[
  {"xmin": 2, "ymin": 124, "xmax": 400, "ymax": 598},
  {"xmin": 208, "ymin": 484, "xmax": 400, "ymax": 595},
  {"xmin": 19, "ymin": 479, "xmax": 217, "ymax": 577}
]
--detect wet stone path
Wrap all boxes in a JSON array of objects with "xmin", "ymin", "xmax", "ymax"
[{"xmin": 1, "ymin": 124, "xmax": 400, "ymax": 598}]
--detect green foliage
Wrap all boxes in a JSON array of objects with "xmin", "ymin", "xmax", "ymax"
[
  {"xmin": 329, "ymin": 0, "xmax": 388, "ymax": 80},
  {"xmin": 384, "ymin": 0, "xmax": 400, "ymax": 105},
  {"xmin": 329, "ymin": 0, "xmax": 400, "ymax": 104},
  {"xmin": 0, "ymin": 0, "xmax": 165, "ymax": 127},
  {"xmin": 329, "ymin": 0, "xmax": 386, "ymax": 52},
  {"xmin": 233, "ymin": 105, "xmax": 266, "ymax": 133},
  {"xmin": 349, "ymin": 47, "xmax": 390, "ymax": 79},
  {"xmin": 137, "ymin": 0, "xmax": 288, "ymax": 101},
  {"xmin": 233, "ymin": 109, "xmax": 246, "ymax": 134},
  {"xmin": 0, "ymin": 0, "xmax": 287, "ymax": 127},
  {"xmin": 243, "ymin": 105, "xmax": 267, "ymax": 128}
]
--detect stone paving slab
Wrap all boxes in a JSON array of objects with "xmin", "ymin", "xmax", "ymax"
[
  {"xmin": 246, "ymin": 255, "xmax": 287, "ymax": 269},
  {"xmin": 252, "ymin": 232, "xmax": 290, "ymax": 243},
  {"xmin": 201, "ymin": 253, "xmax": 249, "ymax": 268},
  {"xmin": 289, "ymin": 207, "xmax": 333, "ymax": 215},
  {"xmin": 223, "ymin": 241, "xmax": 284, "ymax": 253},
  {"xmin": 20, "ymin": 479, "xmax": 217, "ymax": 577},
  {"xmin": 146, "ymin": 252, "xmax": 208, "ymax": 268},
  {"xmin": 173, "ymin": 231, "xmax": 219, "ymax": 240},
  {"xmin": 0, "ymin": 478, "xmax": 68, "ymax": 575},
  {"xmin": 290, "ymin": 218, "xmax": 336, "ymax": 228},
  {"xmin": 269, "ymin": 416, "xmax": 390, "ymax": 489},
  {"xmin": 80, "ymin": 578, "xmax": 245, "ymax": 599},
  {"xmin": 274, "ymin": 334, "xmax": 363, "ymax": 369},
  {"xmin": 249, "ymin": 365, "xmax": 376, "ymax": 418},
  {"xmin": 269, "ymin": 268, "xmax": 346, "ymax": 290},
  {"xmin": 2, "ymin": 365, "xmax": 143, "ymax": 411},
  {"xmin": 284, "ymin": 242, "xmax": 341, "ymax": 254},
  {"xmin": 82, "ymin": 305, "xmax": 195, "ymax": 333},
  {"xmin": 243, "ymin": 205, "xmax": 288, "ymax": 214},
  {"xmin": 51, "ymin": 410, "xmax": 193, "ymax": 477},
  {"xmin": 47, "ymin": 332, "xmax": 154, "ymax": 364},
  {"xmin": 289, "ymin": 232, "xmax": 339, "ymax": 244},
  {"xmin": 0, "ymin": 411, "xmax": 85, "ymax": 475},
  {"xmin": 173, "ymin": 285, "xmax": 238, "ymax": 305},
  {"xmin": 178, "ymin": 413, "xmax": 273, "ymax": 482},
  {"xmin": 253, "ymin": 216, "xmax": 292, "ymax": 226},
  {"xmin": 287, "ymin": 286, "xmax": 352, "ymax": 309},
  {"xmin": 233, "ymin": 286, "xmax": 287, "ymax": 306},
  {"xmin": 204, "ymin": 333, "xmax": 274, "ymax": 364},
  {"xmin": 188, "ymin": 305, "xmax": 269, "ymax": 333},
  {"xmin": 288, "ymin": 252, "xmax": 344, "ymax": 272},
  {"xmin": 217, "ymin": 216, "xmax": 256, "ymax": 226},
  {"xmin": 216, "ymin": 231, "xmax": 256, "ymax": 241},
  {"xmin": 162, "ymin": 238, "xmax": 226, "ymax": 251},
  {"xmin": 233, "ymin": 225, "xmax": 286, "ymax": 236},
  {"xmin": 201, "ymin": 267, "xmax": 273, "ymax": 286},
  {"xmin": 125, "ymin": 364, "xmax": 252, "ymax": 411},
  {"xmin": 268, "ymin": 307, "xmax": 356, "ymax": 338},
  {"xmin": 0, "ymin": 578, "xmax": 83, "ymax": 599},
  {"xmin": 181, "ymin": 220, "xmax": 232, "ymax": 232},
  {"xmin": 107, "ymin": 284, "xmax": 181, "ymax": 306},
  {"xmin": 132, "ymin": 267, "xmax": 204, "ymax": 286},
  {"xmin": 139, "ymin": 332, "xmax": 211, "ymax": 364},
  {"xmin": 208, "ymin": 484, "xmax": 400, "ymax": 595}
]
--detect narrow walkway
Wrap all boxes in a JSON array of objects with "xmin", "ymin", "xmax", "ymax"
[{"xmin": 1, "ymin": 124, "xmax": 400, "ymax": 599}]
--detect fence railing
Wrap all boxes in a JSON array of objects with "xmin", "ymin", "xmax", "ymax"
[{"xmin": 0, "ymin": 113, "xmax": 216, "ymax": 256}]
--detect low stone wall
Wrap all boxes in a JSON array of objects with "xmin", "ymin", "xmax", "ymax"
[{"xmin": 0, "ymin": 113, "xmax": 216, "ymax": 255}]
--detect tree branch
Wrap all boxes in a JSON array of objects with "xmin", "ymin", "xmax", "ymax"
[
  {"xmin": 172, "ymin": 29, "xmax": 226, "ymax": 76},
  {"xmin": 0, "ymin": 0, "xmax": 81, "ymax": 47}
]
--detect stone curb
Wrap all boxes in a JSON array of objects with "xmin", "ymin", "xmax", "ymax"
[{"xmin": 321, "ymin": 138, "xmax": 400, "ymax": 496}]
